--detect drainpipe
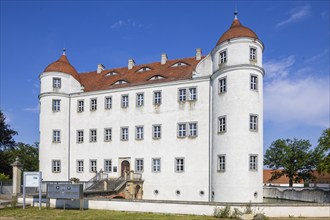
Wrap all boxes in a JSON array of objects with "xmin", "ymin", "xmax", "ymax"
[
  {"xmin": 208, "ymin": 79, "xmax": 213, "ymax": 202},
  {"xmin": 68, "ymin": 95, "xmax": 71, "ymax": 181}
]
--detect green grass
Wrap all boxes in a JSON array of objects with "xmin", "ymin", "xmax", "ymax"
[{"xmin": 0, "ymin": 207, "xmax": 218, "ymax": 220}]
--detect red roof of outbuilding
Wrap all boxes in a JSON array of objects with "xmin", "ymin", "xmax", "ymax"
[
  {"xmin": 216, "ymin": 18, "xmax": 259, "ymax": 46},
  {"xmin": 44, "ymin": 54, "xmax": 81, "ymax": 82}
]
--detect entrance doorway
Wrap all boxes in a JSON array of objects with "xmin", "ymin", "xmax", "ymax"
[{"xmin": 121, "ymin": 160, "xmax": 130, "ymax": 177}]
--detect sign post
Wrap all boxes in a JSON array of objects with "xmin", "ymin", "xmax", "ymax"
[{"xmin": 23, "ymin": 172, "xmax": 42, "ymax": 210}]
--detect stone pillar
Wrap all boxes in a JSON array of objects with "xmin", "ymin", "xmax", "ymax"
[{"xmin": 11, "ymin": 157, "xmax": 23, "ymax": 204}]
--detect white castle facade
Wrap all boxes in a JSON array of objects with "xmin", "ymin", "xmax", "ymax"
[{"xmin": 39, "ymin": 14, "xmax": 264, "ymax": 203}]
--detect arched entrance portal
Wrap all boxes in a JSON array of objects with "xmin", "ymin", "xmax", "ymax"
[{"xmin": 121, "ymin": 160, "xmax": 130, "ymax": 177}]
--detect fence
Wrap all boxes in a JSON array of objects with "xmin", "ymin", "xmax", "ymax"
[{"xmin": 0, "ymin": 180, "xmax": 12, "ymax": 194}]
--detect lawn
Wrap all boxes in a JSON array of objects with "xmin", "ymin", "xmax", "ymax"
[{"xmin": 0, "ymin": 207, "xmax": 218, "ymax": 220}]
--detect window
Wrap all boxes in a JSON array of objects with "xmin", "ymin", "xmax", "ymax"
[
  {"xmin": 104, "ymin": 128, "xmax": 112, "ymax": 142},
  {"xmin": 250, "ymin": 75, "xmax": 258, "ymax": 91},
  {"xmin": 53, "ymin": 78, "xmax": 61, "ymax": 88},
  {"xmin": 189, "ymin": 87, "xmax": 197, "ymax": 101},
  {"xmin": 250, "ymin": 115, "xmax": 258, "ymax": 131},
  {"xmin": 113, "ymin": 80, "xmax": 128, "ymax": 85},
  {"xmin": 77, "ymin": 100, "xmax": 84, "ymax": 112},
  {"xmin": 77, "ymin": 130, "xmax": 84, "ymax": 143},
  {"xmin": 121, "ymin": 127, "xmax": 129, "ymax": 141},
  {"xmin": 171, "ymin": 62, "xmax": 187, "ymax": 67},
  {"xmin": 137, "ymin": 66, "xmax": 151, "ymax": 72},
  {"xmin": 175, "ymin": 158, "xmax": 185, "ymax": 172},
  {"xmin": 249, "ymin": 155, "xmax": 258, "ymax": 171},
  {"xmin": 219, "ymin": 77, "xmax": 227, "ymax": 93},
  {"xmin": 217, "ymin": 155, "xmax": 226, "ymax": 172},
  {"xmin": 105, "ymin": 71, "xmax": 117, "ymax": 76},
  {"xmin": 178, "ymin": 89, "xmax": 186, "ymax": 102},
  {"xmin": 136, "ymin": 126, "xmax": 144, "ymax": 140},
  {"xmin": 219, "ymin": 50, "xmax": 227, "ymax": 64},
  {"xmin": 104, "ymin": 160, "xmax": 112, "ymax": 172},
  {"xmin": 105, "ymin": 97, "xmax": 112, "ymax": 109},
  {"xmin": 136, "ymin": 93, "xmax": 144, "ymax": 107},
  {"xmin": 178, "ymin": 123, "xmax": 186, "ymax": 137},
  {"xmin": 250, "ymin": 48, "xmax": 257, "ymax": 60},
  {"xmin": 189, "ymin": 122, "xmax": 198, "ymax": 137},
  {"xmin": 52, "ymin": 99, "xmax": 60, "ymax": 111},
  {"xmin": 153, "ymin": 125, "xmax": 161, "ymax": 139},
  {"xmin": 149, "ymin": 75, "xmax": 164, "ymax": 81},
  {"xmin": 152, "ymin": 158, "xmax": 161, "ymax": 172},
  {"xmin": 53, "ymin": 130, "xmax": 61, "ymax": 142},
  {"xmin": 90, "ymin": 98, "xmax": 97, "ymax": 111},
  {"xmin": 52, "ymin": 160, "xmax": 61, "ymax": 173},
  {"xmin": 153, "ymin": 91, "xmax": 162, "ymax": 105},
  {"xmin": 90, "ymin": 129, "xmax": 97, "ymax": 142},
  {"xmin": 77, "ymin": 160, "xmax": 84, "ymax": 173},
  {"xmin": 121, "ymin": 95, "xmax": 129, "ymax": 108},
  {"xmin": 90, "ymin": 160, "xmax": 97, "ymax": 172},
  {"xmin": 136, "ymin": 159, "xmax": 144, "ymax": 173},
  {"xmin": 218, "ymin": 116, "xmax": 226, "ymax": 133}
]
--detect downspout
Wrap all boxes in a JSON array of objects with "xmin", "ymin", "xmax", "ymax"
[
  {"xmin": 68, "ymin": 94, "xmax": 71, "ymax": 181},
  {"xmin": 208, "ymin": 78, "xmax": 213, "ymax": 202}
]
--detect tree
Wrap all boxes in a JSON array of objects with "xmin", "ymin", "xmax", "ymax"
[
  {"xmin": 264, "ymin": 138, "xmax": 317, "ymax": 187},
  {"xmin": 0, "ymin": 110, "xmax": 17, "ymax": 150},
  {"xmin": 315, "ymin": 128, "xmax": 330, "ymax": 174},
  {"xmin": 0, "ymin": 143, "xmax": 39, "ymax": 178}
]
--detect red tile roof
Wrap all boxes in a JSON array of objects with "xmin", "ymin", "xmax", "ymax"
[
  {"xmin": 79, "ymin": 57, "xmax": 202, "ymax": 92},
  {"xmin": 44, "ymin": 54, "xmax": 81, "ymax": 82},
  {"xmin": 216, "ymin": 18, "xmax": 259, "ymax": 46},
  {"xmin": 263, "ymin": 170, "xmax": 330, "ymax": 184}
]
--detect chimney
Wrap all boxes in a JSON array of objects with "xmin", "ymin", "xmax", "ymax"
[
  {"xmin": 196, "ymin": 48, "xmax": 202, "ymax": 60},
  {"xmin": 161, "ymin": 53, "xmax": 168, "ymax": 64},
  {"xmin": 128, "ymin": 58, "xmax": 135, "ymax": 70},
  {"xmin": 97, "ymin": 64, "xmax": 105, "ymax": 74}
]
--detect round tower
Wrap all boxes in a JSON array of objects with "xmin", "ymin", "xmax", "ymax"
[
  {"xmin": 211, "ymin": 13, "xmax": 264, "ymax": 202},
  {"xmin": 39, "ymin": 49, "xmax": 82, "ymax": 181}
]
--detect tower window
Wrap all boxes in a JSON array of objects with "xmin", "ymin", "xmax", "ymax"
[
  {"xmin": 53, "ymin": 130, "xmax": 61, "ymax": 143},
  {"xmin": 217, "ymin": 155, "xmax": 226, "ymax": 172},
  {"xmin": 189, "ymin": 122, "xmax": 198, "ymax": 137},
  {"xmin": 52, "ymin": 160, "xmax": 61, "ymax": 173},
  {"xmin": 218, "ymin": 116, "xmax": 226, "ymax": 133},
  {"xmin": 52, "ymin": 99, "xmax": 60, "ymax": 111},
  {"xmin": 219, "ymin": 51, "xmax": 227, "ymax": 64},
  {"xmin": 249, "ymin": 114, "xmax": 258, "ymax": 131},
  {"xmin": 53, "ymin": 78, "xmax": 61, "ymax": 88},
  {"xmin": 249, "ymin": 155, "xmax": 258, "ymax": 171},
  {"xmin": 250, "ymin": 48, "xmax": 257, "ymax": 61},
  {"xmin": 250, "ymin": 75, "xmax": 258, "ymax": 91},
  {"xmin": 219, "ymin": 77, "xmax": 227, "ymax": 94}
]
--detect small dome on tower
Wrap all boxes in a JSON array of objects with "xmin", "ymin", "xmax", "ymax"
[
  {"xmin": 44, "ymin": 50, "xmax": 80, "ymax": 82},
  {"xmin": 216, "ymin": 14, "xmax": 259, "ymax": 46}
]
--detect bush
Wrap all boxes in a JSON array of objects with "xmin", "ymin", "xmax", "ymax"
[{"xmin": 0, "ymin": 172, "xmax": 10, "ymax": 180}]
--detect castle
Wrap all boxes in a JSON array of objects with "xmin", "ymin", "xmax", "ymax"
[{"xmin": 39, "ymin": 13, "xmax": 264, "ymax": 203}]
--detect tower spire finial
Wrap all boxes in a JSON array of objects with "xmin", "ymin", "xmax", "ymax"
[
  {"xmin": 234, "ymin": 0, "xmax": 238, "ymax": 20},
  {"xmin": 62, "ymin": 48, "xmax": 66, "ymax": 55}
]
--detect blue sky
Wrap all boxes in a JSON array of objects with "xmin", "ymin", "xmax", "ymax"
[{"xmin": 1, "ymin": 1, "xmax": 329, "ymax": 152}]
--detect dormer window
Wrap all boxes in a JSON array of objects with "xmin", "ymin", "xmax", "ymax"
[
  {"xmin": 149, "ymin": 75, "xmax": 165, "ymax": 81},
  {"xmin": 105, "ymin": 71, "xmax": 118, "ymax": 76},
  {"xmin": 113, "ymin": 80, "xmax": 128, "ymax": 85},
  {"xmin": 171, "ymin": 62, "xmax": 187, "ymax": 67},
  {"xmin": 137, "ymin": 66, "xmax": 151, "ymax": 72}
]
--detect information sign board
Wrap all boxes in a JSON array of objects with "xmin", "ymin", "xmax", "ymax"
[{"xmin": 47, "ymin": 184, "xmax": 83, "ymax": 200}]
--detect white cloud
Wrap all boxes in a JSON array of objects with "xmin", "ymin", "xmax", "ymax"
[
  {"xmin": 264, "ymin": 71, "xmax": 329, "ymax": 128},
  {"xmin": 263, "ymin": 55, "xmax": 295, "ymax": 79},
  {"xmin": 24, "ymin": 104, "xmax": 40, "ymax": 113},
  {"xmin": 111, "ymin": 19, "xmax": 143, "ymax": 29},
  {"xmin": 276, "ymin": 5, "xmax": 311, "ymax": 28}
]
